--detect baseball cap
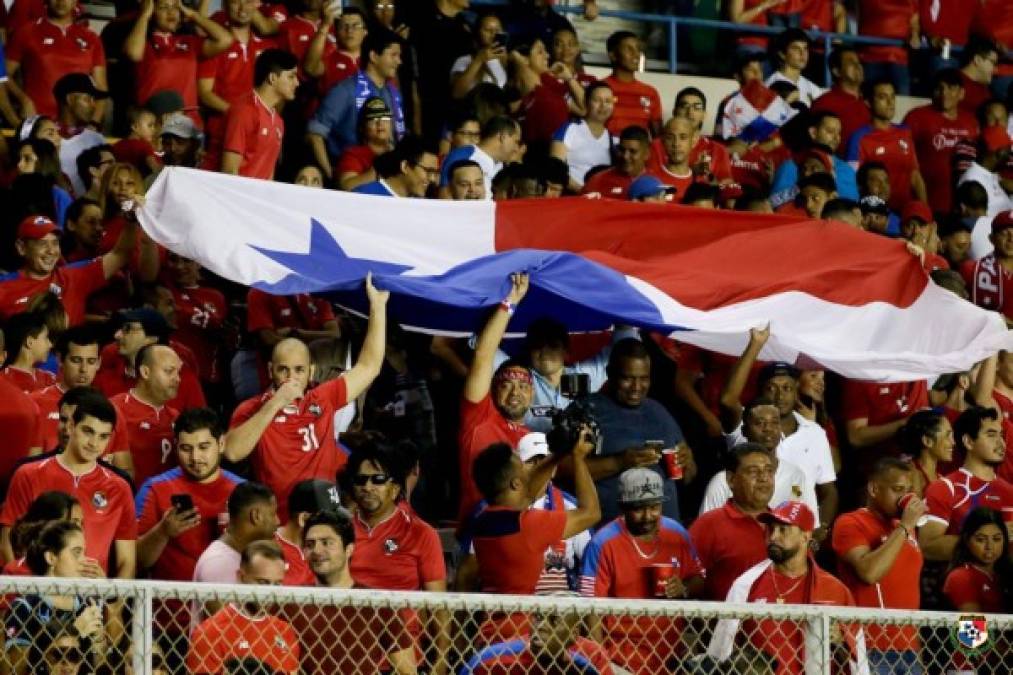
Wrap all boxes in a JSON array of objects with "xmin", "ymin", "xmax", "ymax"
[
  {"xmin": 628, "ymin": 175, "xmax": 675, "ymax": 201},
  {"xmin": 17, "ymin": 215, "xmax": 61, "ymax": 240},
  {"xmin": 982, "ymin": 126, "xmax": 1012, "ymax": 153},
  {"xmin": 759, "ymin": 500, "xmax": 816, "ymax": 533},
  {"xmin": 117, "ymin": 308, "xmax": 171, "ymax": 340},
  {"xmin": 288, "ymin": 479, "xmax": 341, "ymax": 516},
  {"xmin": 759, "ymin": 361, "xmax": 800, "ymax": 383},
  {"xmin": 937, "ymin": 213, "xmax": 973, "ymax": 237},
  {"xmin": 617, "ymin": 468, "xmax": 667, "ymax": 507},
  {"xmin": 902, "ymin": 201, "xmax": 933, "ymax": 225},
  {"xmin": 360, "ymin": 97, "xmax": 392, "ymax": 122},
  {"xmin": 992, "ymin": 210, "xmax": 1013, "ymax": 235},
  {"xmin": 160, "ymin": 113, "xmax": 202, "ymax": 141},
  {"xmin": 53, "ymin": 73, "xmax": 109, "ymax": 103},
  {"xmin": 517, "ymin": 432, "xmax": 550, "ymax": 463},
  {"xmin": 859, "ymin": 195, "xmax": 889, "ymax": 215},
  {"xmin": 145, "ymin": 89, "xmax": 185, "ymax": 117}
]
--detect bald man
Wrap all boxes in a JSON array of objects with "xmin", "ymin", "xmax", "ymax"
[
  {"xmin": 108, "ymin": 344, "xmax": 183, "ymax": 484},
  {"xmin": 227, "ymin": 275, "xmax": 389, "ymax": 522},
  {"xmin": 648, "ymin": 116, "xmax": 696, "ymax": 202}
]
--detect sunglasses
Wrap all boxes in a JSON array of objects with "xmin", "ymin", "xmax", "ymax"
[
  {"xmin": 45, "ymin": 647, "xmax": 83, "ymax": 664},
  {"xmin": 352, "ymin": 473, "xmax": 391, "ymax": 487}
]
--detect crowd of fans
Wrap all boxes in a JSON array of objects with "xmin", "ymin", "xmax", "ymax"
[{"xmin": 0, "ymin": 0, "xmax": 1011, "ymax": 673}]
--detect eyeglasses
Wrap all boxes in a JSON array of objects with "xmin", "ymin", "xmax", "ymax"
[
  {"xmin": 352, "ymin": 473, "xmax": 391, "ymax": 486},
  {"xmin": 44, "ymin": 647, "xmax": 83, "ymax": 664},
  {"xmin": 375, "ymin": 2, "xmax": 395, "ymax": 9},
  {"xmin": 413, "ymin": 163, "xmax": 440, "ymax": 178},
  {"xmin": 677, "ymin": 102, "xmax": 705, "ymax": 111}
]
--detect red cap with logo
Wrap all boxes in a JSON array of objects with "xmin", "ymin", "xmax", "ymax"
[
  {"xmin": 992, "ymin": 210, "xmax": 1013, "ymax": 235},
  {"xmin": 17, "ymin": 215, "xmax": 60, "ymax": 240},
  {"xmin": 901, "ymin": 201, "xmax": 933, "ymax": 224},
  {"xmin": 759, "ymin": 501, "xmax": 816, "ymax": 533}
]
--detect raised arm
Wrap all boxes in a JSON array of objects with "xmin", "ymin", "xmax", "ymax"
[
  {"xmin": 463, "ymin": 273, "xmax": 529, "ymax": 404},
  {"xmin": 124, "ymin": 0, "xmax": 154, "ymax": 62},
  {"xmin": 719, "ymin": 325, "xmax": 769, "ymax": 432},
  {"xmin": 341, "ymin": 272, "xmax": 389, "ymax": 400},
  {"xmin": 304, "ymin": 3, "xmax": 339, "ymax": 78}
]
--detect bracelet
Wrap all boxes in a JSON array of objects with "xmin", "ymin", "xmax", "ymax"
[{"xmin": 499, "ymin": 301, "xmax": 515, "ymax": 316}]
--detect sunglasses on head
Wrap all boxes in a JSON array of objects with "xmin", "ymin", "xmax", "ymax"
[
  {"xmin": 45, "ymin": 647, "xmax": 83, "ymax": 664},
  {"xmin": 352, "ymin": 473, "xmax": 391, "ymax": 487}
]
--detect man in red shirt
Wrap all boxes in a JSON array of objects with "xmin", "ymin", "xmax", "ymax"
[
  {"xmin": 459, "ymin": 273, "xmax": 533, "ymax": 518},
  {"xmin": 856, "ymin": 0, "xmax": 918, "ymax": 95},
  {"xmin": 961, "ymin": 211, "xmax": 1013, "ymax": 321},
  {"xmin": 106, "ymin": 344, "xmax": 181, "ymax": 485},
  {"xmin": 3, "ymin": 0, "xmax": 107, "ymax": 118},
  {"xmin": 226, "ymin": 274, "xmax": 387, "ymax": 522},
  {"xmin": 581, "ymin": 126, "xmax": 650, "ymax": 200},
  {"xmin": 0, "ymin": 396, "xmax": 136, "ymax": 578},
  {"xmin": 811, "ymin": 46, "xmax": 871, "ymax": 155},
  {"xmin": 707, "ymin": 501, "xmax": 855, "ymax": 674},
  {"xmin": 136, "ymin": 407, "xmax": 245, "ymax": 582},
  {"xmin": 689, "ymin": 442, "xmax": 774, "ymax": 601},
  {"xmin": 921, "ymin": 406, "xmax": 1013, "ymax": 561},
  {"xmin": 274, "ymin": 478, "xmax": 339, "ymax": 586},
  {"xmin": 847, "ymin": 77, "xmax": 927, "ymax": 212},
  {"xmin": 842, "ymin": 377, "xmax": 930, "ymax": 460},
  {"xmin": 164, "ymin": 253, "xmax": 228, "ymax": 384},
  {"xmin": 0, "ymin": 214, "xmax": 137, "ymax": 326},
  {"xmin": 0, "ymin": 364, "xmax": 42, "ymax": 491},
  {"xmin": 579, "ymin": 468, "xmax": 702, "ymax": 674},
  {"xmin": 221, "ymin": 48, "xmax": 297, "ymax": 179},
  {"xmin": 672, "ymin": 87, "xmax": 733, "ymax": 185},
  {"xmin": 958, "ymin": 37, "xmax": 1000, "ymax": 116},
  {"xmin": 187, "ymin": 540, "xmax": 301, "ymax": 674},
  {"xmin": 30, "ymin": 325, "xmax": 101, "ymax": 453},
  {"xmin": 304, "ymin": 5, "xmax": 365, "ymax": 95},
  {"xmin": 903, "ymin": 69, "xmax": 980, "ymax": 214},
  {"xmin": 602, "ymin": 31, "xmax": 661, "ymax": 137},
  {"xmin": 1, "ymin": 311, "xmax": 55, "ymax": 393},
  {"xmin": 645, "ymin": 117, "xmax": 695, "ymax": 200},
  {"xmin": 832, "ymin": 457, "xmax": 925, "ymax": 668}
]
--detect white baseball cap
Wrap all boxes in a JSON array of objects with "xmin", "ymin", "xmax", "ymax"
[{"xmin": 517, "ymin": 432, "xmax": 550, "ymax": 462}]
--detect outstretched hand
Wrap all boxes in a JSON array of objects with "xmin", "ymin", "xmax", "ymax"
[
  {"xmin": 366, "ymin": 271, "xmax": 390, "ymax": 307},
  {"xmin": 506, "ymin": 272, "xmax": 530, "ymax": 305}
]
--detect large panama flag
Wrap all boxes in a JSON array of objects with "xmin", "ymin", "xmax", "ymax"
[{"xmin": 139, "ymin": 168, "xmax": 1012, "ymax": 381}]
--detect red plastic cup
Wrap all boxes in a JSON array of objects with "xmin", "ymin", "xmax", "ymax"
[
  {"xmin": 661, "ymin": 448, "xmax": 683, "ymax": 480},
  {"xmin": 651, "ymin": 564, "xmax": 675, "ymax": 598},
  {"xmin": 897, "ymin": 493, "xmax": 928, "ymax": 527}
]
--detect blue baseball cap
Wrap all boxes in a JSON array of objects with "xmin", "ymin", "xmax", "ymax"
[{"xmin": 628, "ymin": 175, "xmax": 675, "ymax": 201}]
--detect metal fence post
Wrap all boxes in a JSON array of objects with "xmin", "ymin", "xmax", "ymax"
[
  {"xmin": 668, "ymin": 19, "xmax": 678, "ymax": 74},
  {"xmin": 132, "ymin": 583, "xmax": 153, "ymax": 674}
]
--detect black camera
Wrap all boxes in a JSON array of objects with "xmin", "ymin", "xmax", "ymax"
[{"xmin": 546, "ymin": 373, "xmax": 599, "ymax": 455}]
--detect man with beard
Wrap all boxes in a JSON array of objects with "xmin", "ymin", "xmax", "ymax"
[
  {"xmin": 707, "ymin": 501, "xmax": 855, "ymax": 674},
  {"xmin": 921, "ymin": 406, "xmax": 1013, "ymax": 561}
]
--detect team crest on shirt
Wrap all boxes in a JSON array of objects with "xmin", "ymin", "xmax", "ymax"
[
  {"xmin": 899, "ymin": 140, "xmax": 909, "ymax": 153},
  {"xmin": 92, "ymin": 491, "xmax": 108, "ymax": 510},
  {"xmin": 274, "ymin": 635, "xmax": 289, "ymax": 651},
  {"xmin": 75, "ymin": 38, "xmax": 89, "ymax": 50},
  {"xmin": 140, "ymin": 422, "xmax": 151, "ymax": 430},
  {"xmin": 177, "ymin": 42, "xmax": 190, "ymax": 52},
  {"xmin": 237, "ymin": 639, "xmax": 251, "ymax": 650},
  {"xmin": 383, "ymin": 538, "xmax": 399, "ymax": 554},
  {"xmin": 640, "ymin": 96, "xmax": 651, "ymax": 109},
  {"xmin": 308, "ymin": 404, "xmax": 322, "ymax": 416},
  {"xmin": 48, "ymin": 284, "xmax": 65, "ymax": 298}
]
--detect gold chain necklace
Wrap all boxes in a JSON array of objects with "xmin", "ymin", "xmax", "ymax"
[{"xmin": 770, "ymin": 569, "xmax": 805, "ymax": 604}]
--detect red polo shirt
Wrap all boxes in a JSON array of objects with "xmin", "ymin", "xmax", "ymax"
[
  {"xmin": 831, "ymin": 507, "xmax": 922, "ymax": 651},
  {"xmin": 274, "ymin": 532, "xmax": 316, "ymax": 586},
  {"xmin": 277, "ymin": 15, "xmax": 328, "ymax": 63},
  {"xmin": 458, "ymin": 394, "xmax": 530, "ymax": 519},
  {"xmin": 348, "ymin": 505, "xmax": 445, "ymax": 591},
  {"xmin": 603, "ymin": 75, "xmax": 661, "ymax": 136},
  {"xmin": 187, "ymin": 604, "xmax": 300, "ymax": 675},
  {"xmin": 108, "ymin": 391, "xmax": 180, "ymax": 488},
  {"xmin": 230, "ymin": 377, "xmax": 351, "ymax": 523},
  {"xmin": 30, "ymin": 383, "xmax": 65, "ymax": 452},
  {"xmin": 0, "ymin": 259, "xmax": 106, "ymax": 326},
  {"xmin": 320, "ymin": 49, "xmax": 358, "ymax": 94},
  {"xmin": 1, "ymin": 366, "xmax": 56, "ymax": 393},
  {"xmin": 811, "ymin": 86, "xmax": 871, "ymax": 153},
  {"xmin": 5, "ymin": 18, "xmax": 105, "ymax": 117},
  {"xmin": 93, "ymin": 344, "xmax": 206, "ymax": 413},
  {"xmin": 688, "ymin": 500, "xmax": 769, "ymax": 601},
  {"xmin": 841, "ymin": 379, "xmax": 929, "ymax": 452},
  {"xmin": 580, "ymin": 168, "xmax": 635, "ymax": 200},
  {"xmin": 222, "ymin": 91, "xmax": 284, "ymax": 179},
  {"xmin": 0, "ymin": 456, "xmax": 136, "ymax": 573},
  {"xmin": 848, "ymin": 124, "xmax": 920, "ymax": 211},
  {"xmin": 135, "ymin": 32, "xmax": 204, "ymax": 111},
  {"xmin": 943, "ymin": 563, "xmax": 1004, "ymax": 612},
  {"xmin": 198, "ymin": 32, "xmax": 274, "ymax": 106}
]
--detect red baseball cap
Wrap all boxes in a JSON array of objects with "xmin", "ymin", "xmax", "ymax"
[
  {"xmin": 982, "ymin": 126, "xmax": 1012, "ymax": 153},
  {"xmin": 17, "ymin": 215, "xmax": 61, "ymax": 240},
  {"xmin": 992, "ymin": 210, "xmax": 1013, "ymax": 235},
  {"xmin": 902, "ymin": 201, "xmax": 933, "ymax": 225},
  {"xmin": 759, "ymin": 501, "xmax": 816, "ymax": 533}
]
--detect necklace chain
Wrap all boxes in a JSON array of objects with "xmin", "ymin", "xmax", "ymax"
[
  {"xmin": 628, "ymin": 534, "xmax": 659, "ymax": 560},
  {"xmin": 770, "ymin": 568, "xmax": 804, "ymax": 603}
]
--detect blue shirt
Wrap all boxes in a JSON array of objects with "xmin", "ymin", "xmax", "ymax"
[
  {"xmin": 587, "ymin": 392, "xmax": 684, "ymax": 524},
  {"xmin": 352, "ymin": 179, "xmax": 397, "ymax": 197},
  {"xmin": 307, "ymin": 73, "xmax": 402, "ymax": 158},
  {"xmin": 769, "ymin": 155, "xmax": 859, "ymax": 208}
]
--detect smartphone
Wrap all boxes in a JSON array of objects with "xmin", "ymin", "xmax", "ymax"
[
  {"xmin": 171, "ymin": 494, "xmax": 194, "ymax": 513},
  {"xmin": 493, "ymin": 32, "xmax": 509, "ymax": 48}
]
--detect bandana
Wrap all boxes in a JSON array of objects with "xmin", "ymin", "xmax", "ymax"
[{"xmin": 493, "ymin": 367, "xmax": 532, "ymax": 386}]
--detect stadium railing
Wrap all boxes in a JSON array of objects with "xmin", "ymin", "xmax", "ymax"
[{"xmin": 2, "ymin": 575, "xmax": 1010, "ymax": 674}]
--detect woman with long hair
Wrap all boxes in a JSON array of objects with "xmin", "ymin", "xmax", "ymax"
[
  {"xmin": 510, "ymin": 37, "xmax": 585, "ymax": 151},
  {"xmin": 451, "ymin": 12, "xmax": 509, "ymax": 99},
  {"xmin": 8, "ymin": 139, "xmax": 73, "ymax": 223},
  {"xmin": 6, "ymin": 492, "xmax": 84, "ymax": 575},
  {"xmin": 944, "ymin": 507, "xmax": 1011, "ymax": 612}
]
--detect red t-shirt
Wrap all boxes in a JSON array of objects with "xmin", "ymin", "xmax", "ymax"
[
  {"xmin": 277, "ymin": 15, "xmax": 327, "ymax": 63},
  {"xmin": 472, "ymin": 506, "xmax": 566, "ymax": 595},
  {"xmin": 169, "ymin": 283, "xmax": 227, "ymax": 382},
  {"xmin": 0, "ymin": 378, "xmax": 42, "ymax": 488},
  {"xmin": 851, "ymin": 124, "xmax": 920, "ymax": 211},
  {"xmin": 831, "ymin": 508, "xmax": 922, "ymax": 650},
  {"xmin": 902, "ymin": 105, "xmax": 979, "ymax": 213},
  {"xmin": 108, "ymin": 391, "xmax": 180, "ymax": 488},
  {"xmin": 959, "ymin": 256, "xmax": 1013, "ymax": 322},
  {"xmin": 336, "ymin": 145, "xmax": 377, "ymax": 177},
  {"xmin": 0, "ymin": 456, "xmax": 136, "ymax": 573},
  {"xmin": 320, "ymin": 49, "xmax": 358, "ymax": 95},
  {"xmin": 811, "ymin": 87, "xmax": 872, "ymax": 154},
  {"xmin": 457, "ymin": 395, "xmax": 530, "ymax": 519},
  {"xmin": 1, "ymin": 366, "xmax": 56, "ymax": 394},
  {"xmin": 348, "ymin": 505, "xmax": 445, "ymax": 590},
  {"xmin": 857, "ymin": 0, "xmax": 917, "ymax": 64},
  {"xmin": 274, "ymin": 532, "xmax": 316, "ymax": 586},
  {"xmin": 0, "ymin": 259, "xmax": 106, "ymax": 326},
  {"xmin": 646, "ymin": 163, "xmax": 694, "ymax": 202},
  {"xmin": 688, "ymin": 500, "xmax": 768, "ymax": 601},
  {"xmin": 841, "ymin": 379, "xmax": 929, "ymax": 427},
  {"xmin": 580, "ymin": 168, "xmax": 635, "ymax": 200},
  {"xmin": 246, "ymin": 289, "xmax": 336, "ymax": 332},
  {"xmin": 136, "ymin": 33, "xmax": 204, "ymax": 110},
  {"xmin": 187, "ymin": 604, "xmax": 301, "ymax": 674},
  {"xmin": 520, "ymin": 72, "xmax": 571, "ymax": 145},
  {"xmin": 5, "ymin": 18, "xmax": 105, "ymax": 117},
  {"xmin": 689, "ymin": 136, "xmax": 733, "ymax": 184},
  {"xmin": 603, "ymin": 75, "xmax": 662, "ymax": 136},
  {"xmin": 198, "ymin": 32, "xmax": 275, "ymax": 106},
  {"xmin": 136, "ymin": 467, "xmax": 243, "ymax": 581},
  {"xmin": 943, "ymin": 563, "xmax": 1004, "ymax": 612},
  {"xmin": 30, "ymin": 383, "xmax": 65, "ymax": 452},
  {"xmin": 959, "ymin": 71, "xmax": 992, "ymax": 117},
  {"xmin": 93, "ymin": 344, "xmax": 207, "ymax": 413},
  {"xmin": 924, "ymin": 468, "xmax": 1013, "ymax": 535},
  {"xmin": 111, "ymin": 137, "xmax": 159, "ymax": 172},
  {"xmin": 222, "ymin": 91, "xmax": 284, "ymax": 179},
  {"xmin": 230, "ymin": 377, "xmax": 350, "ymax": 523},
  {"xmin": 920, "ymin": 0, "xmax": 976, "ymax": 45}
]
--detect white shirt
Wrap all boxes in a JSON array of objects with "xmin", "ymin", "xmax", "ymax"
[
  {"xmin": 450, "ymin": 54, "xmax": 508, "ymax": 90},
  {"xmin": 699, "ymin": 458, "xmax": 819, "ymax": 520},
  {"xmin": 193, "ymin": 539, "xmax": 241, "ymax": 584},
  {"xmin": 726, "ymin": 411, "xmax": 836, "ymax": 486},
  {"xmin": 959, "ymin": 163, "xmax": 1013, "ymax": 218},
  {"xmin": 765, "ymin": 71, "xmax": 824, "ymax": 108},
  {"xmin": 970, "ymin": 213, "xmax": 994, "ymax": 260},
  {"xmin": 60, "ymin": 128, "xmax": 105, "ymax": 196},
  {"xmin": 552, "ymin": 119, "xmax": 613, "ymax": 187}
]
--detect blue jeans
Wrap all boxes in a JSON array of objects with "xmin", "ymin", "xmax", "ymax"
[
  {"xmin": 869, "ymin": 650, "xmax": 924, "ymax": 675},
  {"xmin": 862, "ymin": 61, "xmax": 911, "ymax": 96}
]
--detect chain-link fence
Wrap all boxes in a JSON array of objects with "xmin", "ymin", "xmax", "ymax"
[{"xmin": 1, "ymin": 577, "xmax": 1010, "ymax": 674}]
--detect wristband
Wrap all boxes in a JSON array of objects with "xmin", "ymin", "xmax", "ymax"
[{"xmin": 499, "ymin": 301, "xmax": 515, "ymax": 316}]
